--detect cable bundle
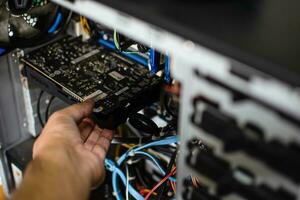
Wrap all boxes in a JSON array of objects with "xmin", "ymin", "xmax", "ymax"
[{"xmin": 105, "ymin": 136, "xmax": 179, "ymax": 200}]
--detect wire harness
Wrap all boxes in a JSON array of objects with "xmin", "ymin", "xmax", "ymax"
[{"xmin": 105, "ymin": 136, "xmax": 179, "ymax": 200}]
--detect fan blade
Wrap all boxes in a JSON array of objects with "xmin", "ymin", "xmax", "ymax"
[
  {"xmin": 0, "ymin": 6, "xmax": 10, "ymax": 43},
  {"xmin": 9, "ymin": 14, "xmax": 40, "ymax": 39},
  {"xmin": 0, "ymin": 1, "xmax": 63, "ymax": 47}
]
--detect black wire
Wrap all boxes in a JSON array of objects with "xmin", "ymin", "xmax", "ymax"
[
  {"xmin": 151, "ymin": 147, "xmax": 173, "ymax": 157},
  {"xmin": 128, "ymin": 113, "xmax": 160, "ymax": 136},
  {"xmin": 133, "ymin": 166, "xmax": 148, "ymax": 188},
  {"xmin": 53, "ymin": 10, "xmax": 73, "ymax": 35},
  {"xmin": 164, "ymin": 93, "xmax": 178, "ymax": 118},
  {"xmin": 134, "ymin": 162, "xmax": 158, "ymax": 188},
  {"xmin": 152, "ymin": 145, "xmax": 177, "ymax": 155},
  {"xmin": 112, "ymin": 136, "xmax": 152, "ymax": 144},
  {"xmin": 156, "ymin": 148, "xmax": 178, "ymax": 200},
  {"xmin": 137, "ymin": 44, "xmax": 149, "ymax": 53},
  {"xmin": 45, "ymin": 95, "xmax": 55, "ymax": 122},
  {"xmin": 128, "ymin": 153, "xmax": 167, "ymax": 170},
  {"xmin": 124, "ymin": 152, "xmax": 169, "ymax": 188},
  {"xmin": 37, "ymin": 90, "xmax": 45, "ymax": 127}
]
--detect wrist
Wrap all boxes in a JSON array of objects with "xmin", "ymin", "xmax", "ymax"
[{"xmin": 20, "ymin": 150, "xmax": 91, "ymax": 200}]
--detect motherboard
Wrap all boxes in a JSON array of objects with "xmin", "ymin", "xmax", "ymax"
[{"xmin": 22, "ymin": 36, "xmax": 162, "ymax": 128}]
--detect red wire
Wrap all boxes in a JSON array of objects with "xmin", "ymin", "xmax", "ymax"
[
  {"xmin": 144, "ymin": 167, "xmax": 177, "ymax": 200},
  {"xmin": 170, "ymin": 181, "xmax": 176, "ymax": 193},
  {"xmin": 140, "ymin": 189, "xmax": 149, "ymax": 196}
]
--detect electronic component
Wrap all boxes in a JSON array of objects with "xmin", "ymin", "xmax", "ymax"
[
  {"xmin": 22, "ymin": 36, "xmax": 162, "ymax": 128},
  {"xmin": 2, "ymin": 1, "xmax": 300, "ymax": 199},
  {"xmin": 183, "ymin": 187, "xmax": 219, "ymax": 200},
  {"xmin": 187, "ymin": 143, "xmax": 296, "ymax": 200},
  {"xmin": 192, "ymin": 105, "xmax": 300, "ymax": 183},
  {"xmin": 0, "ymin": 1, "xmax": 71, "ymax": 48}
]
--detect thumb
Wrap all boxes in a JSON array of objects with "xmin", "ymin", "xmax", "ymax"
[{"xmin": 59, "ymin": 100, "xmax": 95, "ymax": 124}]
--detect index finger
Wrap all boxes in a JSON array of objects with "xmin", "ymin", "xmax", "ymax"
[{"xmin": 58, "ymin": 100, "xmax": 94, "ymax": 124}]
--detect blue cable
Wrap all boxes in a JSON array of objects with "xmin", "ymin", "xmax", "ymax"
[
  {"xmin": 117, "ymin": 136, "xmax": 179, "ymax": 166},
  {"xmin": 105, "ymin": 159, "xmax": 144, "ymax": 200},
  {"xmin": 134, "ymin": 151, "xmax": 166, "ymax": 175},
  {"xmin": 164, "ymin": 54, "xmax": 171, "ymax": 83},
  {"xmin": 106, "ymin": 159, "xmax": 142, "ymax": 200},
  {"xmin": 0, "ymin": 48, "xmax": 5, "ymax": 56},
  {"xmin": 106, "ymin": 159, "xmax": 123, "ymax": 200},
  {"xmin": 110, "ymin": 136, "xmax": 179, "ymax": 199},
  {"xmin": 133, "ymin": 151, "xmax": 176, "ymax": 182},
  {"xmin": 112, "ymin": 168, "xmax": 122, "ymax": 200},
  {"xmin": 98, "ymin": 39, "xmax": 148, "ymax": 67},
  {"xmin": 48, "ymin": 12, "xmax": 62, "ymax": 33},
  {"xmin": 149, "ymin": 48, "xmax": 158, "ymax": 74},
  {"xmin": 98, "ymin": 38, "xmax": 115, "ymax": 49}
]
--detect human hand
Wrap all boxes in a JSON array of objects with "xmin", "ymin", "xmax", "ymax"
[{"xmin": 33, "ymin": 100, "xmax": 114, "ymax": 187}]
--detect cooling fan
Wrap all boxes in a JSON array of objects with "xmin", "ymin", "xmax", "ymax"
[{"xmin": 0, "ymin": 0, "xmax": 70, "ymax": 48}]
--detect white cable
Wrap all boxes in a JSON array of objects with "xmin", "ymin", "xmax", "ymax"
[{"xmin": 126, "ymin": 164, "xmax": 129, "ymax": 200}]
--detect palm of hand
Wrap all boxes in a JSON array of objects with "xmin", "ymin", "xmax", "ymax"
[{"xmin": 33, "ymin": 101, "xmax": 113, "ymax": 187}]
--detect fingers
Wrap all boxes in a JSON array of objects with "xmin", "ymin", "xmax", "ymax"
[
  {"xmin": 84, "ymin": 128, "xmax": 102, "ymax": 151},
  {"xmin": 95, "ymin": 128, "xmax": 114, "ymax": 152},
  {"xmin": 84, "ymin": 127, "xmax": 114, "ymax": 153},
  {"xmin": 57, "ymin": 100, "xmax": 94, "ymax": 124},
  {"xmin": 78, "ymin": 118, "xmax": 95, "ymax": 142},
  {"xmin": 92, "ymin": 145, "xmax": 107, "ymax": 161},
  {"xmin": 96, "ymin": 135, "xmax": 111, "ymax": 152},
  {"xmin": 96, "ymin": 126, "xmax": 114, "ymax": 141},
  {"xmin": 83, "ymin": 128, "xmax": 113, "ymax": 188},
  {"xmin": 90, "ymin": 145, "xmax": 107, "ymax": 186},
  {"xmin": 91, "ymin": 152, "xmax": 106, "ymax": 187}
]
